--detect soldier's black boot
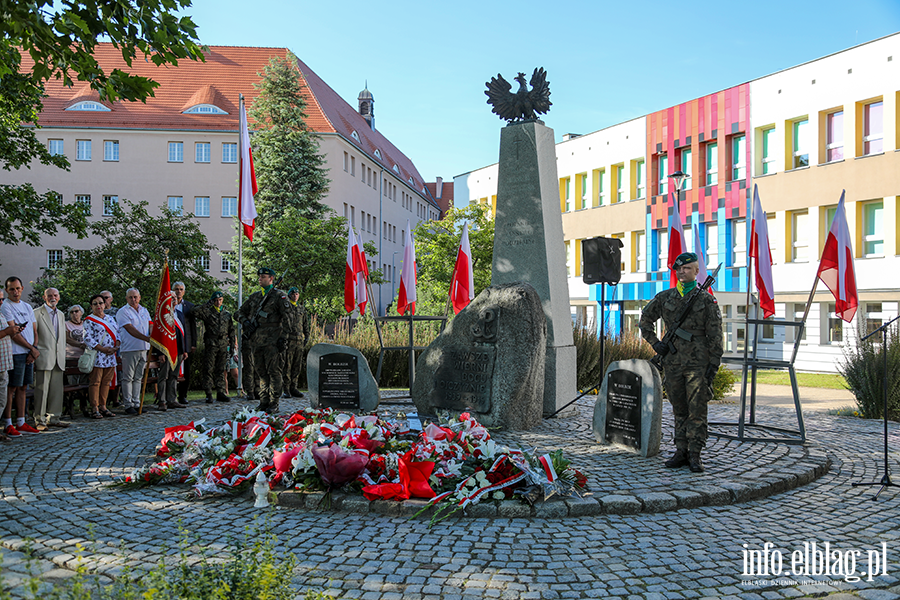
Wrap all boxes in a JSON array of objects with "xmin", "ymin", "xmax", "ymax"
[
  {"xmin": 216, "ymin": 392, "xmax": 231, "ymax": 403},
  {"xmin": 664, "ymin": 449, "xmax": 690, "ymax": 468},
  {"xmin": 205, "ymin": 393, "xmax": 214, "ymax": 404},
  {"xmin": 289, "ymin": 388, "xmax": 304, "ymax": 398},
  {"xmin": 265, "ymin": 400, "xmax": 279, "ymax": 414},
  {"xmin": 689, "ymin": 451, "xmax": 705, "ymax": 473}
]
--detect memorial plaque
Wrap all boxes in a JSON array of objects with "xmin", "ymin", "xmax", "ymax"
[
  {"xmin": 432, "ymin": 348, "xmax": 496, "ymax": 412},
  {"xmin": 604, "ymin": 369, "xmax": 642, "ymax": 450},
  {"xmin": 319, "ymin": 353, "xmax": 360, "ymax": 409}
]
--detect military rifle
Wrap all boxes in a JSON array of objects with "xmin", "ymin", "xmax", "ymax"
[
  {"xmin": 649, "ymin": 262, "xmax": 722, "ymax": 370},
  {"xmin": 242, "ymin": 267, "xmax": 289, "ymax": 338}
]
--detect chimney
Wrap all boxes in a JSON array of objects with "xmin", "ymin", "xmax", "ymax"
[{"xmin": 435, "ymin": 177, "xmax": 443, "ymax": 199}]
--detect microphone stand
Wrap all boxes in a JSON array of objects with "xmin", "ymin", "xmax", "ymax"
[{"xmin": 852, "ymin": 314, "xmax": 900, "ymax": 500}]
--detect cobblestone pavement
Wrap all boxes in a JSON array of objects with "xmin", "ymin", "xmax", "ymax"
[{"xmin": 1, "ymin": 392, "xmax": 900, "ymax": 600}]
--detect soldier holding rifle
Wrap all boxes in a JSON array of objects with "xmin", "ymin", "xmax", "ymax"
[{"xmin": 640, "ymin": 252, "xmax": 723, "ymax": 473}]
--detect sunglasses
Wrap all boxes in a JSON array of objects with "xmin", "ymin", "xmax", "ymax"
[{"xmin": 91, "ymin": 301, "xmax": 104, "ymax": 306}]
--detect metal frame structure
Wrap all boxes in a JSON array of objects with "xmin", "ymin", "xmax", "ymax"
[{"xmin": 374, "ymin": 313, "xmax": 446, "ymax": 401}]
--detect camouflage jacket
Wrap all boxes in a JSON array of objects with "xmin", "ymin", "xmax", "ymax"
[
  {"xmin": 639, "ymin": 287, "xmax": 723, "ymax": 368},
  {"xmin": 194, "ymin": 303, "xmax": 236, "ymax": 348},
  {"xmin": 284, "ymin": 301, "xmax": 309, "ymax": 342},
  {"xmin": 235, "ymin": 288, "xmax": 290, "ymax": 345}
]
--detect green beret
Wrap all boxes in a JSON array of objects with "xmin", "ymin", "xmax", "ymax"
[
  {"xmin": 287, "ymin": 286, "xmax": 299, "ymax": 295},
  {"xmin": 210, "ymin": 291, "xmax": 224, "ymax": 301},
  {"xmin": 673, "ymin": 252, "xmax": 699, "ymax": 267},
  {"xmin": 257, "ymin": 267, "xmax": 276, "ymax": 277}
]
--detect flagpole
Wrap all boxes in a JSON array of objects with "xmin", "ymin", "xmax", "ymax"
[
  {"xmin": 236, "ymin": 93, "xmax": 244, "ymax": 392},
  {"xmin": 738, "ymin": 201, "xmax": 755, "ymax": 436},
  {"xmin": 356, "ymin": 227, "xmax": 385, "ymax": 349},
  {"xmin": 444, "ymin": 262, "xmax": 458, "ymax": 318}
]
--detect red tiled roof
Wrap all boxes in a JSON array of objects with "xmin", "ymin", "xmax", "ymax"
[{"xmin": 27, "ymin": 44, "xmax": 430, "ymax": 199}]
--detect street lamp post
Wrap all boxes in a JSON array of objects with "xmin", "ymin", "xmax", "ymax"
[{"xmin": 668, "ymin": 169, "xmax": 688, "ymax": 249}]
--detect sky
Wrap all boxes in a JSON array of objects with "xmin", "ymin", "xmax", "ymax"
[{"xmin": 183, "ymin": 0, "xmax": 900, "ymax": 184}]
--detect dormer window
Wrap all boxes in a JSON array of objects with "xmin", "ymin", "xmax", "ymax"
[
  {"xmin": 66, "ymin": 101, "xmax": 110, "ymax": 112},
  {"xmin": 351, "ymin": 130, "xmax": 361, "ymax": 142},
  {"xmin": 183, "ymin": 104, "xmax": 228, "ymax": 115},
  {"xmin": 374, "ymin": 149, "xmax": 382, "ymax": 159},
  {"xmin": 392, "ymin": 165, "xmax": 400, "ymax": 174},
  {"xmin": 408, "ymin": 177, "xmax": 414, "ymax": 185}
]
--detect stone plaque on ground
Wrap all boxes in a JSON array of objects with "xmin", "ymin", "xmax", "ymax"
[
  {"xmin": 319, "ymin": 353, "xmax": 360, "ymax": 409},
  {"xmin": 307, "ymin": 343, "xmax": 379, "ymax": 412},
  {"xmin": 412, "ymin": 283, "xmax": 545, "ymax": 430},
  {"xmin": 593, "ymin": 359, "xmax": 663, "ymax": 457},
  {"xmin": 604, "ymin": 369, "xmax": 642, "ymax": 450}
]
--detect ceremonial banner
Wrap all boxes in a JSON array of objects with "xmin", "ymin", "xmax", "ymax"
[{"xmin": 150, "ymin": 261, "xmax": 179, "ymax": 368}]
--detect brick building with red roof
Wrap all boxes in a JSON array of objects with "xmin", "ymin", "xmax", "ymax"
[{"xmin": 2, "ymin": 45, "xmax": 442, "ymax": 313}]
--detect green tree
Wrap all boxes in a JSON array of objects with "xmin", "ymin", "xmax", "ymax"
[
  {"xmin": 31, "ymin": 199, "xmax": 224, "ymax": 311},
  {"xmin": 248, "ymin": 52, "xmax": 329, "ymax": 222},
  {"xmin": 410, "ymin": 203, "xmax": 494, "ymax": 316},
  {"xmin": 1, "ymin": 0, "xmax": 205, "ymax": 254}
]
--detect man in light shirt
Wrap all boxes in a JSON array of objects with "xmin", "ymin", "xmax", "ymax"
[
  {"xmin": 32, "ymin": 287, "xmax": 68, "ymax": 429},
  {"xmin": 116, "ymin": 288, "xmax": 152, "ymax": 415},
  {"xmin": 1, "ymin": 277, "xmax": 41, "ymax": 436}
]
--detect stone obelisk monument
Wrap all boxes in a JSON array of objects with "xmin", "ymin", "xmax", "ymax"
[{"xmin": 491, "ymin": 120, "xmax": 576, "ymax": 416}]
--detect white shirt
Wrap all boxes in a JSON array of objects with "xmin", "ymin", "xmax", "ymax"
[
  {"xmin": 116, "ymin": 304, "xmax": 151, "ymax": 353},
  {"xmin": 1, "ymin": 299, "xmax": 36, "ymax": 355}
]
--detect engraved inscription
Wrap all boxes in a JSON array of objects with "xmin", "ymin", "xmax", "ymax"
[
  {"xmin": 604, "ymin": 369, "xmax": 642, "ymax": 450},
  {"xmin": 319, "ymin": 353, "xmax": 361, "ymax": 409},
  {"xmin": 432, "ymin": 348, "xmax": 495, "ymax": 412}
]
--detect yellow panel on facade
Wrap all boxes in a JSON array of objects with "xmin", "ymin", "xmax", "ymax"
[
  {"xmin": 491, "ymin": 195, "xmax": 497, "ymax": 218},
  {"xmin": 575, "ymin": 239, "xmax": 582, "ymax": 277},
  {"xmin": 591, "ymin": 169, "xmax": 601, "ymax": 208},
  {"xmin": 559, "ymin": 178, "xmax": 566, "ymax": 213},
  {"xmin": 574, "ymin": 175, "xmax": 583, "ymax": 211}
]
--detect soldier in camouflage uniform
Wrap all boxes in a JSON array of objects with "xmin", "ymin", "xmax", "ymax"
[
  {"xmin": 194, "ymin": 291, "xmax": 236, "ymax": 404},
  {"xmin": 236, "ymin": 267, "xmax": 290, "ymax": 413},
  {"xmin": 282, "ymin": 287, "xmax": 309, "ymax": 398},
  {"xmin": 238, "ymin": 324, "xmax": 258, "ymax": 402},
  {"xmin": 640, "ymin": 252, "xmax": 723, "ymax": 473}
]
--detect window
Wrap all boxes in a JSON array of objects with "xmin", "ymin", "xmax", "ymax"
[
  {"xmin": 580, "ymin": 173, "xmax": 588, "ymax": 206},
  {"xmin": 563, "ymin": 177, "xmax": 571, "ymax": 212},
  {"xmin": 863, "ymin": 201, "xmax": 884, "ymax": 257},
  {"xmin": 635, "ymin": 160, "xmax": 645, "ymax": 199},
  {"xmin": 195, "ymin": 142, "xmax": 210, "ymax": 163},
  {"xmin": 597, "ymin": 169, "xmax": 606, "ymax": 206},
  {"xmin": 222, "ymin": 197, "xmax": 237, "ymax": 217},
  {"xmin": 615, "ymin": 165, "xmax": 624, "ymax": 203},
  {"xmin": 705, "ymin": 143, "xmax": 718, "ymax": 185},
  {"xmin": 351, "ymin": 156, "xmax": 356, "ymax": 176},
  {"xmin": 221, "ymin": 252, "xmax": 233, "ymax": 272},
  {"xmin": 48, "ymin": 139, "xmax": 64, "ymax": 156},
  {"xmin": 706, "ymin": 223, "xmax": 718, "ymax": 268},
  {"xmin": 76, "ymin": 140, "xmax": 91, "ymax": 161},
  {"xmin": 565, "ymin": 241, "xmax": 574, "ymax": 277},
  {"xmin": 194, "ymin": 197, "xmax": 210, "ymax": 217},
  {"xmin": 66, "ymin": 101, "xmax": 109, "ymax": 112},
  {"xmin": 730, "ymin": 135, "xmax": 745, "ymax": 181},
  {"xmin": 634, "ymin": 231, "xmax": 646, "ymax": 272},
  {"xmin": 657, "ymin": 230, "xmax": 668, "ymax": 272},
  {"xmin": 168, "ymin": 196, "xmax": 184, "ymax": 215},
  {"xmin": 761, "ymin": 127, "xmax": 776, "ymax": 174},
  {"xmin": 761, "ymin": 317, "xmax": 776, "ymax": 341},
  {"xmin": 791, "ymin": 119, "xmax": 809, "ymax": 169},
  {"xmin": 183, "ymin": 104, "xmax": 227, "ymax": 114},
  {"xmin": 792, "ymin": 304, "xmax": 807, "ymax": 342},
  {"xmin": 865, "ymin": 303, "xmax": 884, "ymax": 337},
  {"xmin": 767, "ymin": 215, "xmax": 778, "ymax": 264},
  {"xmin": 863, "ymin": 101, "xmax": 883, "ymax": 156},
  {"xmin": 168, "ymin": 142, "xmax": 183, "ymax": 163},
  {"xmin": 102, "ymin": 195, "xmax": 118, "ymax": 216},
  {"xmin": 101, "ymin": 140, "xmax": 118, "ymax": 162},
  {"xmin": 658, "ymin": 154, "xmax": 668, "ymax": 195},
  {"xmin": 680, "ymin": 149, "xmax": 692, "ymax": 190},
  {"xmin": 826, "ymin": 111, "xmax": 844, "ymax": 162},
  {"xmin": 222, "ymin": 143, "xmax": 237, "ymax": 163},
  {"xmin": 732, "ymin": 218, "xmax": 746, "ymax": 267},
  {"xmin": 343, "ymin": 152, "xmax": 349, "ymax": 172},
  {"xmin": 47, "ymin": 250, "xmax": 63, "ymax": 269},
  {"xmin": 198, "ymin": 254, "xmax": 210, "ymax": 272},
  {"xmin": 825, "ymin": 303, "xmax": 843, "ymax": 343},
  {"xmin": 791, "ymin": 210, "xmax": 808, "ymax": 262},
  {"xmin": 75, "ymin": 195, "xmax": 91, "ymax": 216}
]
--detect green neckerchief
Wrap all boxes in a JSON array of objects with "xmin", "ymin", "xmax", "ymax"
[
  {"xmin": 677, "ymin": 280, "xmax": 697, "ymax": 297},
  {"xmin": 261, "ymin": 284, "xmax": 274, "ymax": 295}
]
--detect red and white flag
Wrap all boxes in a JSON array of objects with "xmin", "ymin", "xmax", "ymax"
[
  {"xmin": 692, "ymin": 222, "xmax": 713, "ymax": 294},
  {"xmin": 749, "ymin": 185, "xmax": 776, "ymax": 318},
  {"xmin": 149, "ymin": 261, "xmax": 179, "ymax": 368},
  {"xmin": 816, "ymin": 190, "xmax": 858, "ymax": 322},
  {"xmin": 667, "ymin": 179, "xmax": 687, "ymax": 287},
  {"xmin": 344, "ymin": 224, "xmax": 367, "ymax": 314},
  {"xmin": 397, "ymin": 223, "xmax": 417, "ymax": 315},
  {"xmin": 239, "ymin": 99, "xmax": 258, "ymax": 241},
  {"xmin": 449, "ymin": 222, "xmax": 474, "ymax": 314}
]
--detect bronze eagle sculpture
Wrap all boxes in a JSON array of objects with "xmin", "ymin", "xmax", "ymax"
[{"xmin": 485, "ymin": 67, "xmax": 551, "ymax": 123}]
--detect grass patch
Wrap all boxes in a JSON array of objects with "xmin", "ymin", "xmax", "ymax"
[{"xmin": 751, "ymin": 370, "xmax": 848, "ymax": 390}]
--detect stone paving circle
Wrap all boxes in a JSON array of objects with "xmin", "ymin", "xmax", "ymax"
[{"xmin": 1, "ymin": 391, "xmax": 900, "ymax": 600}]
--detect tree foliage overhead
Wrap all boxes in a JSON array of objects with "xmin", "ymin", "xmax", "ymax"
[
  {"xmin": 0, "ymin": 0, "xmax": 205, "ymax": 255},
  {"xmin": 248, "ymin": 52, "xmax": 329, "ymax": 223},
  {"xmin": 409, "ymin": 203, "xmax": 495, "ymax": 317},
  {"xmin": 31, "ymin": 199, "xmax": 225, "ymax": 311}
]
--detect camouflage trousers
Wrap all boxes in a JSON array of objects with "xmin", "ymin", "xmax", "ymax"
[
  {"xmin": 241, "ymin": 339, "xmax": 258, "ymax": 399},
  {"xmin": 664, "ymin": 363, "xmax": 710, "ymax": 452},
  {"xmin": 252, "ymin": 342, "xmax": 284, "ymax": 405},
  {"xmin": 282, "ymin": 338, "xmax": 304, "ymax": 392},
  {"xmin": 202, "ymin": 341, "xmax": 229, "ymax": 395}
]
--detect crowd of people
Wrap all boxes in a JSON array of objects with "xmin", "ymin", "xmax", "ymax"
[{"xmin": 0, "ymin": 269, "xmax": 309, "ymax": 441}]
